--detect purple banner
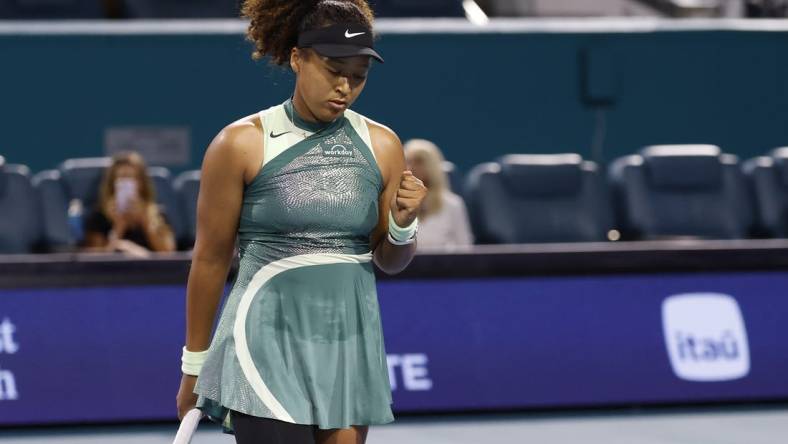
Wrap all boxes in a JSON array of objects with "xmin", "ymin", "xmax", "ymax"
[{"xmin": 1, "ymin": 272, "xmax": 787, "ymax": 425}]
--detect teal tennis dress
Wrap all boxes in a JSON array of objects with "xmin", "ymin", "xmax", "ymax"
[{"xmin": 194, "ymin": 99, "xmax": 394, "ymax": 432}]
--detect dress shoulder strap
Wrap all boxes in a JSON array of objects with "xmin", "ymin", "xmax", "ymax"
[
  {"xmin": 257, "ymin": 103, "xmax": 297, "ymax": 168},
  {"xmin": 344, "ymin": 109, "xmax": 376, "ymax": 162}
]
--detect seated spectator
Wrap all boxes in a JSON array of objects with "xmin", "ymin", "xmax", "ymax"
[
  {"xmin": 82, "ymin": 152, "xmax": 175, "ymax": 255},
  {"xmin": 404, "ymin": 139, "xmax": 474, "ymax": 249}
]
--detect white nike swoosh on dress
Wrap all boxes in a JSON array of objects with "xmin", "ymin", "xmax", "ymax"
[{"xmin": 345, "ymin": 30, "xmax": 365, "ymax": 38}]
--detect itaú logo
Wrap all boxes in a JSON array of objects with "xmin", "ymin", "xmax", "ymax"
[{"xmin": 662, "ymin": 293, "xmax": 750, "ymax": 382}]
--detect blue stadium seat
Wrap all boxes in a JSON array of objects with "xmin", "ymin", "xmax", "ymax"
[
  {"xmin": 148, "ymin": 166, "xmax": 185, "ymax": 245},
  {"xmin": 32, "ymin": 169, "xmax": 74, "ymax": 251},
  {"xmin": 372, "ymin": 0, "xmax": 464, "ymax": 17},
  {"xmin": 0, "ymin": 157, "xmax": 41, "ymax": 254},
  {"xmin": 742, "ymin": 147, "xmax": 788, "ymax": 237},
  {"xmin": 609, "ymin": 145, "xmax": 753, "ymax": 240},
  {"xmin": 174, "ymin": 170, "xmax": 200, "ymax": 249},
  {"xmin": 123, "ymin": 0, "xmax": 239, "ymax": 18},
  {"xmin": 0, "ymin": 0, "xmax": 104, "ymax": 19},
  {"xmin": 442, "ymin": 160, "xmax": 464, "ymax": 195},
  {"xmin": 59, "ymin": 157, "xmax": 112, "ymax": 210},
  {"xmin": 465, "ymin": 154, "xmax": 614, "ymax": 244}
]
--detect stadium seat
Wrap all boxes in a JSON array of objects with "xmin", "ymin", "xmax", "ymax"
[
  {"xmin": 0, "ymin": 157, "xmax": 41, "ymax": 254},
  {"xmin": 59, "ymin": 157, "xmax": 112, "ymax": 210},
  {"xmin": 0, "ymin": 0, "xmax": 104, "ymax": 19},
  {"xmin": 32, "ymin": 169, "xmax": 75, "ymax": 251},
  {"xmin": 742, "ymin": 147, "xmax": 788, "ymax": 237},
  {"xmin": 122, "ymin": 0, "xmax": 240, "ymax": 18},
  {"xmin": 609, "ymin": 145, "xmax": 753, "ymax": 240},
  {"xmin": 174, "ymin": 170, "xmax": 200, "ymax": 249},
  {"xmin": 442, "ymin": 160, "xmax": 464, "ymax": 195},
  {"xmin": 372, "ymin": 0, "xmax": 465, "ymax": 17},
  {"xmin": 465, "ymin": 154, "xmax": 614, "ymax": 244}
]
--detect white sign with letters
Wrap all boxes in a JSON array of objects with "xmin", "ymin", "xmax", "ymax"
[
  {"xmin": 662, "ymin": 293, "xmax": 750, "ymax": 382},
  {"xmin": 387, "ymin": 353, "xmax": 433, "ymax": 391},
  {"xmin": 0, "ymin": 317, "xmax": 19, "ymax": 401}
]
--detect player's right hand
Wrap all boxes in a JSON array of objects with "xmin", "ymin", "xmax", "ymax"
[{"xmin": 176, "ymin": 374, "xmax": 199, "ymax": 420}]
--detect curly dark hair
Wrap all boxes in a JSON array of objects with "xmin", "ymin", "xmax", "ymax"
[{"xmin": 241, "ymin": 0, "xmax": 375, "ymax": 65}]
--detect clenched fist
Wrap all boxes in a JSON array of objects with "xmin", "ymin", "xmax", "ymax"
[{"xmin": 390, "ymin": 170, "xmax": 427, "ymax": 228}]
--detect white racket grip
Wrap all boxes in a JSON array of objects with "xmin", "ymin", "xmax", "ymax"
[{"xmin": 173, "ymin": 408, "xmax": 203, "ymax": 444}]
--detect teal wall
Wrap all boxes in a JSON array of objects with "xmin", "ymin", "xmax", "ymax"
[{"xmin": 1, "ymin": 27, "xmax": 787, "ymax": 176}]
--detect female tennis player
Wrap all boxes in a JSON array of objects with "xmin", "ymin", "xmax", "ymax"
[{"xmin": 175, "ymin": 1, "xmax": 426, "ymax": 443}]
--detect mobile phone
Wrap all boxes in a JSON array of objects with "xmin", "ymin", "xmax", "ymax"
[{"xmin": 115, "ymin": 178, "xmax": 138, "ymax": 213}]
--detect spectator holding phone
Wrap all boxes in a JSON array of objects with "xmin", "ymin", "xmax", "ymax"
[{"xmin": 82, "ymin": 151, "xmax": 175, "ymax": 255}]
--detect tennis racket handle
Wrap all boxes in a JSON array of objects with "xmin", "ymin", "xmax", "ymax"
[{"xmin": 173, "ymin": 408, "xmax": 203, "ymax": 444}]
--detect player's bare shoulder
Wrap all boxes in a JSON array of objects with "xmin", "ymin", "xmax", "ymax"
[
  {"xmin": 365, "ymin": 117, "xmax": 404, "ymax": 184},
  {"xmin": 204, "ymin": 114, "xmax": 264, "ymax": 183},
  {"xmin": 213, "ymin": 114, "xmax": 263, "ymax": 158},
  {"xmin": 366, "ymin": 118, "xmax": 402, "ymax": 155}
]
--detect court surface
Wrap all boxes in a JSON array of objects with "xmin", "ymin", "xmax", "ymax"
[{"xmin": 1, "ymin": 405, "xmax": 786, "ymax": 444}]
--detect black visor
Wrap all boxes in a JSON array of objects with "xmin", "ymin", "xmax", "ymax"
[{"xmin": 297, "ymin": 24, "xmax": 384, "ymax": 63}]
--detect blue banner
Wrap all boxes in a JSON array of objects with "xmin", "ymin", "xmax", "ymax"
[{"xmin": 1, "ymin": 272, "xmax": 787, "ymax": 425}]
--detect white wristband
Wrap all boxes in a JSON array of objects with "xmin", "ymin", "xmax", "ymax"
[
  {"xmin": 388, "ymin": 210, "xmax": 418, "ymax": 243},
  {"xmin": 387, "ymin": 232, "xmax": 416, "ymax": 246},
  {"xmin": 181, "ymin": 346, "xmax": 209, "ymax": 376}
]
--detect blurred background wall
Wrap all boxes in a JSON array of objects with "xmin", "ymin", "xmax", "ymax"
[{"xmin": 1, "ymin": 22, "xmax": 787, "ymax": 174}]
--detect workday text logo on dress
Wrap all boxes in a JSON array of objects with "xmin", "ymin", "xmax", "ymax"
[
  {"xmin": 322, "ymin": 144, "xmax": 354, "ymax": 158},
  {"xmin": 662, "ymin": 293, "xmax": 750, "ymax": 382}
]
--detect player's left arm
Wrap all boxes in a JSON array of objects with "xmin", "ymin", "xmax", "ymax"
[{"xmin": 368, "ymin": 121, "xmax": 427, "ymax": 274}]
